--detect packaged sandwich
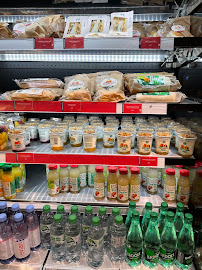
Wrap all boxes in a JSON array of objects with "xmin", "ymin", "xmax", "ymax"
[
  {"xmin": 63, "ymin": 16, "xmax": 87, "ymax": 38},
  {"xmin": 190, "ymin": 16, "xmax": 202, "ymax": 37},
  {"xmin": 133, "ymin": 22, "xmax": 146, "ymax": 37},
  {"xmin": 124, "ymin": 72, "xmax": 181, "ymax": 94},
  {"xmin": 85, "ymin": 15, "xmax": 110, "ymax": 38},
  {"xmin": 0, "ymin": 23, "xmax": 13, "ymax": 38},
  {"xmin": 109, "ymin": 11, "xmax": 133, "ymax": 37},
  {"xmin": 14, "ymin": 78, "xmax": 64, "ymax": 89},
  {"xmin": 93, "ymin": 71, "xmax": 125, "ymax": 102},
  {"xmin": 136, "ymin": 92, "xmax": 187, "ymax": 103}
]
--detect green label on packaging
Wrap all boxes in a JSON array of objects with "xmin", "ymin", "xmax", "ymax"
[
  {"xmin": 137, "ymin": 76, "xmax": 164, "ymax": 86},
  {"xmin": 2, "ymin": 181, "xmax": 16, "ymax": 197},
  {"xmin": 160, "ymin": 247, "xmax": 175, "ymax": 262},
  {"xmin": 142, "ymin": 92, "xmax": 170, "ymax": 96},
  {"xmin": 15, "ymin": 177, "xmax": 20, "ymax": 190},
  {"xmin": 126, "ymin": 246, "xmax": 142, "ymax": 262},
  {"xmin": 145, "ymin": 249, "xmax": 159, "ymax": 263}
]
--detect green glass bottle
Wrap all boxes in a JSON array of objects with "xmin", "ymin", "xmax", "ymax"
[
  {"xmin": 125, "ymin": 210, "xmax": 143, "ymax": 267},
  {"xmin": 174, "ymin": 202, "xmax": 184, "ymax": 237},
  {"xmin": 175, "ymin": 213, "xmax": 195, "ymax": 269},
  {"xmin": 158, "ymin": 202, "xmax": 168, "ymax": 235},
  {"xmin": 160, "ymin": 211, "xmax": 177, "ymax": 267},
  {"xmin": 125, "ymin": 201, "xmax": 136, "ymax": 233},
  {"xmin": 141, "ymin": 202, "xmax": 152, "ymax": 239},
  {"xmin": 143, "ymin": 212, "xmax": 161, "ymax": 268}
]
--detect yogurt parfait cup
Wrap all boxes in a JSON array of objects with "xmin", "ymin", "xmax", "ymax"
[
  {"xmin": 38, "ymin": 123, "xmax": 51, "ymax": 143},
  {"xmin": 155, "ymin": 130, "xmax": 171, "ymax": 155},
  {"xmin": 95, "ymin": 123, "xmax": 104, "ymax": 141},
  {"xmin": 17, "ymin": 124, "xmax": 30, "ymax": 146},
  {"xmin": 178, "ymin": 132, "xmax": 197, "ymax": 158},
  {"xmin": 121, "ymin": 126, "xmax": 136, "ymax": 149},
  {"xmin": 55, "ymin": 124, "xmax": 68, "ymax": 145},
  {"xmin": 8, "ymin": 128, "xmax": 26, "ymax": 152},
  {"xmin": 83, "ymin": 128, "xmax": 97, "ymax": 152},
  {"xmin": 69, "ymin": 125, "xmax": 83, "ymax": 147},
  {"xmin": 0, "ymin": 121, "xmax": 8, "ymax": 151},
  {"xmin": 117, "ymin": 131, "xmax": 132, "ymax": 154},
  {"xmin": 50, "ymin": 127, "xmax": 65, "ymax": 151},
  {"xmin": 137, "ymin": 131, "xmax": 153, "ymax": 155},
  {"xmin": 103, "ymin": 127, "xmax": 116, "ymax": 148},
  {"xmin": 25, "ymin": 121, "xmax": 38, "ymax": 141},
  {"xmin": 175, "ymin": 127, "xmax": 191, "ymax": 150}
]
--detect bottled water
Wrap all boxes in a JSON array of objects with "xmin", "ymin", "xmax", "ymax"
[
  {"xmin": 110, "ymin": 215, "xmax": 126, "ymax": 262},
  {"xmin": 40, "ymin": 205, "xmax": 54, "ymax": 250},
  {"xmin": 66, "ymin": 215, "xmax": 81, "ymax": 262},
  {"xmin": 174, "ymin": 202, "xmax": 184, "ymax": 237},
  {"xmin": 0, "ymin": 213, "xmax": 15, "ymax": 264},
  {"xmin": 108, "ymin": 207, "xmax": 120, "ymax": 248},
  {"xmin": 57, "ymin": 205, "xmax": 68, "ymax": 224},
  {"xmin": 50, "ymin": 214, "xmax": 66, "ymax": 262},
  {"xmin": 12, "ymin": 213, "xmax": 30, "ymax": 262},
  {"xmin": 141, "ymin": 202, "xmax": 152, "ymax": 239},
  {"xmin": 87, "ymin": 217, "xmax": 104, "ymax": 268},
  {"xmin": 158, "ymin": 202, "xmax": 168, "ymax": 234},
  {"xmin": 10, "ymin": 203, "xmax": 20, "ymax": 224},
  {"xmin": 82, "ymin": 205, "xmax": 93, "ymax": 251},
  {"xmin": 71, "ymin": 205, "xmax": 81, "ymax": 223},
  {"xmin": 0, "ymin": 201, "xmax": 7, "ymax": 214},
  {"xmin": 142, "ymin": 202, "xmax": 152, "ymax": 216},
  {"xmin": 25, "ymin": 204, "xmax": 41, "ymax": 250},
  {"xmin": 98, "ymin": 206, "xmax": 109, "ymax": 249},
  {"xmin": 125, "ymin": 201, "xmax": 136, "ymax": 234}
]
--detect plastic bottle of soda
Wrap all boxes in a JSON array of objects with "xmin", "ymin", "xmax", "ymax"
[
  {"xmin": 125, "ymin": 201, "xmax": 136, "ymax": 234},
  {"xmin": 141, "ymin": 202, "xmax": 153, "ymax": 239},
  {"xmin": 174, "ymin": 202, "xmax": 184, "ymax": 237},
  {"xmin": 158, "ymin": 202, "xmax": 168, "ymax": 234}
]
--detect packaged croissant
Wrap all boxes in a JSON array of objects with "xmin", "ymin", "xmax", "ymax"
[
  {"xmin": 133, "ymin": 23, "xmax": 146, "ymax": 37},
  {"xmin": 14, "ymin": 78, "xmax": 64, "ymax": 89},
  {"xmin": 124, "ymin": 72, "xmax": 181, "ymax": 94},
  {"xmin": 63, "ymin": 16, "xmax": 87, "ymax": 38},
  {"xmin": 109, "ymin": 11, "xmax": 133, "ymax": 37},
  {"xmin": 93, "ymin": 71, "xmax": 125, "ymax": 102},
  {"xmin": 0, "ymin": 23, "xmax": 13, "ymax": 38},
  {"xmin": 144, "ymin": 22, "xmax": 164, "ymax": 37},
  {"xmin": 85, "ymin": 15, "xmax": 110, "ymax": 38},
  {"xmin": 136, "ymin": 92, "xmax": 187, "ymax": 103}
]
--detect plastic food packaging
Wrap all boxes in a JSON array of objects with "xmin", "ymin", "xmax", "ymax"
[
  {"xmin": 85, "ymin": 15, "xmax": 110, "ymax": 38},
  {"xmin": 63, "ymin": 16, "xmax": 87, "ymax": 38},
  {"xmin": 117, "ymin": 131, "xmax": 132, "ymax": 154},
  {"xmin": 50, "ymin": 128, "xmax": 65, "ymax": 151},
  {"xmin": 17, "ymin": 125, "xmax": 31, "ymax": 146},
  {"xmin": 190, "ymin": 16, "xmax": 202, "ymax": 37},
  {"xmin": 14, "ymin": 78, "xmax": 64, "ymax": 89},
  {"xmin": 122, "ymin": 126, "xmax": 136, "ymax": 149},
  {"xmin": 103, "ymin": 127, "xmax": 116, "ymax": 148},
  {"xmin": 25, "ymin": 121, "xmax": 38, "ymax": 141},
  {"xmin": 136, "ymin": 92, "xmax": 187, "ymax": 103},
  {"xmin": 137, "ymin": 131, "xmax": 153, "ymax": 155},
  {"xmin": 109, "ymin": 11, "xmax": 133, "ymax": 37},
  {"xmin": 144, "ymin": 22, "xmax": 164, "ymax": 37},
  {"xmin": 178, "ymin": 132, "xmax": 197, "ymax": 158},
  {"xmin": 155, "ymin": 130, "xmax": 171, "ymax": 155},
  {"xmin": 83, "ymin": 127, "xmax": 97, "ymax": 152},
  {"xmin": 69, "ymin": 125, "xmax": 83, "ymax": 147},
  {"xmin": 0, "ymin": 121, "xmax": 8, "ymax": 151},
  {"xmin": 38, "ymin": 123, "xmax": 52, "ymax": 143},
  {"xmin": 0, "ymin": 22, "xmax": 13, "ymax": 38},
  {"xmin": 8, "ymin": 128, "xmax": 26, "ymax": 152},
  {"xmin": 133, "ymin": 22, "xmax": 146, "ymax": 37}
]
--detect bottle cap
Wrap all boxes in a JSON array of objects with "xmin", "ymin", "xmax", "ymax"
[
  {"xmin": 180, "ymin": 169, "xmax": 189, "ymax": 177},
  {"xmin": 71, "ymin": 205, "xmax": 78, "ymax": 214},
  {"xmin": 175, "ymin": 165, "xmax": 183, "ymax": 168},
  {"xmin": 197, "ymin": 170, "xmax": 202, "ymax": 177},
  {"xmin": 0, "ymin": 201, "xmax": 7, "ymax": 210},
  {"xmin": 99, "ymin": 206, "xmax": 106, "ymax": 215},
  {"xmin": 85, "ymin": 205, "xmax": 92, "ymax": 214},
  {"xmin": 185, "ymin": 213, "xmax": 193, "ymax": 222},
  {"xmin": 119, "ymin": 168, "xmax": 128, "ymax": 175},
  {"xmin": 112, "ymin": 207, "xmax": 119, "ymax": 216},
  {"xmin": 132, "ymin": 210, "xmax": 139, "ymax": 219},
  {"xmin": 151, "ymin": 212, "xmax": 158, "ymax": 220},
  {"xmin": 190, "ymin": 165, "xmax": 198, "ymax": 168},
  {"xmin": 129, "ymin": 201, "xmax": 136, "ymax": 209},
  {"xmin": 26, "ymin": 204, "xmax": 34, "ymax": 213},
  {"xmin": 60, "ymin": 164, "xmax": 68, "ymax": 168},
  {"xmin": 92, "ymin": 217, "xmax": 100, "ymax": 226},
  {"xmin": 95, "ymin": 166, "xmax": 104, "ymax": 172},
  {"xmin": 11, "ymin": 203, "xmax": 20, "ymax": 212},
  {"xmin": 115, "ymin": 215, "xmax": 123, "ymax": 225},
  {"xmin": 14, "ymin": 213, "xmax": 23, "ymax": 222},
  {"xmin": 57, "ymin": 205, "xmax": 64, "ymax": 214},
  {"xmin": 161, "ymin": 202, "xmax": 168, "ymax": 211},
  {"xmin": 12, "ymin": 164, "xmax": 20, "ymax": 167},
  {"xmin": 130, "ymin": 167, "xmax": 140, "ymax": 174},
  {"xmin": 43, "ymin": 205, "xmax": 50, "ymax": 213},
  {"xmin": 166, "ymin": 168, "xmax": 175, "ymax": 175},
  {"xmin": 2, "ymin": 165, "xmax": 12, "ymax": 172},
  {"xmin": 167, "ymin": 211, "xmax": 174, "ymax": 220},
  {"xmin": 0, "ymin": 213, "xmax": 7, "ymax": 222},
  {"xmin": 69, "ymin": 214, "xmax": 77, "ymax": 224},
  {"xmin": 49, "ymin": 164, "xmax": 57, "ymax": 170},
  {"xmin": 145, "ymin": 202, "xmax": 152, "ymax": 210},
  {"xmin": 118, "ymin": 166, "xmax": 127, "ymax": 170},
  {"xmin": 108, "ymin": 166, "xmax": 117, "ymax": 173},
  {"xmin": 177, "ymin": 202, "xmax": 184, "ymax": 211},
  {"xmin": 54, "ymin": 214, "xmax": 62, "ymax": 223},
  {"xmin": 70, "ymin": 165, "xmax": 78, "ymax": 168}
]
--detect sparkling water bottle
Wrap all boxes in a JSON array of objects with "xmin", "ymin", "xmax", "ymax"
[
  {"xmin": 0, "ymin": 201, "xmax": 8, "ymax": 215},
  {"xmin": 110, "ymin": 215, "xmax": 126, "ymax": 262},
  {"xmin": 71, "ymin": 205, "xmax": 81, "ymax": 223},
  {"xmin": 82, "ymin": 205, "xmax": 93, "ymax": 251},
  {"xmin": 125, "ymin": 201, "xmax": 136, "ymax": 234},
  {"xmin": 50, "ymin": 214, "xmax": 66, "ymax": 262},
  {"xmin": 87, "ymin": 217, "xmax": 104, "ymax": 268},
  {"xmin": 174, "ymin": 202, "xmax": 184, "ymax": 237},
  {"xmin": 10, "ymin": 203, "xmax": 21, "ymax": 224},
  {"xmin": 98, "ymin": 206, "xmax": 109, "ymax": 249},
  {"xmin": 66, "ymin": 215, "xmax": 81, "ymax": 262},
  {"xmin": 158, "ymin": 202, "xmax": 168, "ymax": 234},
  {"xmin": 57, "ymin": 205, "xmax": 68, "ymax": 224},
  {"xmin": 0, "ymin": 213, "xmax": 15, "ymax": 264},
  {"xmin": 142, "ymin": 202, "xmax": 152, "ymax": 216},
  {"xmin": 40, "ymin": 205, "xmax": 54, "ymax": 250},
  {"xmin": 25, "ymin": 204, "xmax": 41, "ymax": 250},
  {"xmin": 141, "ymin": 202, "xmax": 152, "ymax": 239},
  {"xmin": 12, "ymin": 213, "xmax": 30, "ymax": 262}
]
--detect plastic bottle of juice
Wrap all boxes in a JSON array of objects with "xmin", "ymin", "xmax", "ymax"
[
  {"xmin": 69, "ymin": 165, "xmax": 80, "ymax": 194},
  {"xmin": 175, "ymin": 165, "xmax": 183, "ymax": 187},
  {"xmin": 147, "ymin": 167, "xmax": 158, "ymax": 195},
  {"xmin": 2, "ymin": 165, "xmax": 16, "ymax": 200},
  {"xmin": 59, "ymin": 165, "xmax": 69, "ymax": 193},
  {"xmin": 103, "ymin": 166, "xmax": 108, "ymax": 186},
  {"xmin": 0, "ymin": 164, "xmax": 4, "ymax": 196},
  {"xmin": 129, "ymin": 167, "xmax": 140, "ymax": 202},
  {"xmin": 107, "ymin": 166, "xmax": 118, "ymax": 201},
  {"xmin": 12, "ymin": 164, "xmax": 23, "ymax": 193},
  {"xmin": 88, "ymin": 165, "xmax": 96, "ymax": 188},
  {"xmin": 94, "ymin": 166, "xmax": 105, "ymax": 200},
  {"xmin": 161, "ymin": 165, "xmax": 170, "ymax": 189},
  {"xmin": 163, "ymin": 168, "xmax": 176, "ymax": 203},
  {"xmin": 79, "ymin": 165, "xmax": 87, "ymax": 188},
  {"xmin": 118, "ymin": 168, "xmax": 129, "ymax": 203},
  {"xmin": 191, "ymin": 170, "xmax": 202, "ymax": 206},
  {"xmin": 177, "ymin": 169, "xmax": 190, "ymax": 205},
  {"xmin": 20, "ymin": 164, "xmax": 26, "ymax": 187},
  {"xmin": 157, "ymin": 168, "xmax": 162, "ymax": 186},
  {"xmin": 141, "ymin": 167, "xmax": 149, "ymax": 188},
  {"xmin": 47, "ymin": 165, "xmax": 59, "ymax": 197}
]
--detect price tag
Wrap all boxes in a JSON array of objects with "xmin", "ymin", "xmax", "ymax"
[
  {"xmin": 35, "ymin": 37, "xmax": 54, "ymax": 49},
  {"xmin": 64, "ymin": 37, "xmax": 84, "ymax": 49},
  {"xmin": 141, "ymin": 37, "xmax": 161, "ymax": 49},
  {"xmin": 81, "ymin": 102, "xmax": 117, "ymax": 113},
  {"xmin": 18, "ymin": 153, "xmax": 34, "ymax": 163},
  {"xmin": 63, "ymin": 102, "xmax": 81, "ymax": 112},
  {"xmin": 140, "ymin": 157, "xmax": 158, "ymax": 166},
  {"xmin": 15, "ymin": 101, "xmax": 33, "ymax": 111},
  {"xmin": 124, "ymin": 103, "xmax": 142, "ymax": 114}
]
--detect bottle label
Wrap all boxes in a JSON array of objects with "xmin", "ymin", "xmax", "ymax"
[
  {"xmin": 70, "ymin": 177, "xmax": 80, "ymax": 192},
  {"xmin": 40, "ymin": 224, "xmax": 50, "ymax": 233},
  {"xmin": 2, "ymin": 181, "xmax": 16, "ymax": 198},
  {"xmin": 88, "ymin": 236, "xmax": 104, "ymax": 248},
  {"xmin": 138, "ymin": 138, "xmax": 152, "ymax": 154},
  {"xmin": 160, "ymin": 247, "xmax": 175, "ymax": 262},
  {"xmin": 13, "ymin": 236, "xmax": 30, "ymax": 259},
  {"xmin": 94, "ymin": 182, "xmax": 105, "ymax": 198},
  {"xmin": 177, "ymin": 186, "xmax": 190, "ymax": 203},
  {"xmin": 145, "ymin": 249, "xmax": 159, "ymax": 263},
  {"xmin": 80, "ymin": 172, "xmax": 87, "ymax": 187},
  {"xmin": 147, "ymin": 177, "xmax": 158, "ymax": 193},
  {"xmin": 15, "ymin": 177, "xmax": 23, "ymax": 191},
  {"xmin": 129, "ymin": 184, "xmax": 140, "ymax": 200},
  {"xmin": 48, "ymin": 179, "xmax": 59, "ymax": 195},
  {"xmin": 22, "ymin": 171, "xmax": 26, "ymax": 186},
  {"xmin": 118, "ymin": 185, "xmax": 129, "ymax": 201},
  {"xmin": 60, "ymin": 177, "xmax": 69, "ymax": 192},
  {"xmin": 162, "ymin": 173, "xmax": 166, "ymax": 186},
  {"xmin": 0, "ymin": 236, "xmax": 14, "ymax": 260},
  {"xmin": 158, "ymin": 172, "xmax": 161, "ymax": 186},
  {"xmin": 66, "ymin": 235, "xmax": 80, "ymax": 245},
  {"xmin": 50, "ymin": 134, "xmax": 63, "ymax": 148},
  {"xmin": 0, "ymin": 180, "xmax": 3, "ymax": 196},
  {"xmin": 176, "ymin": 250, "xmax": 193, "ymax": 265},
  {"xmin": 107, "ymin": 183, "xmax": 117, "ymax": 199},
  {"xmin": 88, "ymin": 172, "xmax": 95, "ymax": 187},
  {"xmin": 164, "ymin": 184, "xmax": 175, "ymax": 201},
  {"xmin": 28, "ymin": 226, "xmax": 41, "ymax": 248},
  {"xmin": 142, "ymin": 172, "xmax": 147, "ymax": 187},
  {"xmin": 103, "ymin": 133, "xmax": 115, "ymax": 147},
  {"xmin": 111, "ymin": 235, "xmax": 125, "ymax": 248},
  {"xmin": 51, "ymin": 235, "xmax": 65, "ymax": 245},
  {"xmin": 126, "ymin": 246, "xmax": 142, "ymax": 262}
]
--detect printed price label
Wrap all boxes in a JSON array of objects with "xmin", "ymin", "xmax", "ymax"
[
  {"xmin": 64, "ymin": 37, "xmax": 84, "ymax": 49},
  {"xmin": 141, "ymin": 37, "xmax": 161, "ymax": 49},
  {"xmin": 124, "ymin": 103, "xmax": 142, "ymax": 114},
  {"xmin": 15, "ymin": 100, "xmax": 33, "ymax": 111},
  {"xmin": 35, "ymin": 37, "xmax": 54, "ymax": 49},
  {"xmin": 63, "ymin": 102, "xmax": 81, "ymax": 112},
  {"xmin": 140, "ymin": 157, "xmax": 158, "ymax": 166}
]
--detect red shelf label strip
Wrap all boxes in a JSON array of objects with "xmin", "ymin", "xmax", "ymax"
[
  {"xmin": 0, "ymin": 101, "xmax": 14, "ymax": 111},
  {"xmin": 124, "ymin": 103, "xmax": 142, "ymax": 114},
  {"xmin": 141, "ymin": 37, "xmax": 161, "ymax": 49},
  {"xmin": 35, "ymin": 37, "xmax": 54, "ymax": 49},
  {"xmin": 140, "ymin": 157, "xmax": 158, "ymax": 166}
]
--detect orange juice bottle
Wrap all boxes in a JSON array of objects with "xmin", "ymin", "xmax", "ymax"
[
  {"xmin": 94, "ymin": 166, "xmax": 105, "ymax": 200},
  {"xmin": 2, "ymin": 165, "xmax": 16, "ymax": 200},
  {"xmin": 129, "ymin": 167, "xmax": 140, "ymax": 202},
  {"xmin": 118, "ymin": 168, "xmax": 129, "ymax": 203},
  {"xmin": 0, "ymin": 163, "xmax": 4, "ymax": 196},
  {"xmin": 20, "ymin": 164, "xmax": 26, "ymax": 187},
  {"xmin": 177, "ymin": 169, "xmax": 190, "ymax": 205},
  {"xmin": 107, "ymin": 166, "xmax": 118, "ymax": 201},
  {"xmin": 12, "ymin": 164, "xmax": 23, "ymax": 193},
  {"xmin": 163, "ymin": 168, "xmax": 176, "ymax": 204}
]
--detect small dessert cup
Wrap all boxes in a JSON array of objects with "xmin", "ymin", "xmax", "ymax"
[
  {"xmin": 178, "ymin": 132, "xmax": 197, "ymax": 157},
  {"xmin": 117, "ymin": 131, "xmax": 132, "ymax": 154},
  {"xmin": 137, "ymin": 131, "xmax": 153, "ymax": 155},
  {"xmin": 103, "ymin": 127, "xmax": 116, "ymax": 148}
]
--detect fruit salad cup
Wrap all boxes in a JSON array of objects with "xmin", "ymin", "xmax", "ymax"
[
  {"xmin": 103, "ymin": 127, "xmax": 116, "ymax": 148},
  {"xmin": 178, "ymin": 131, "xmax": 197, "ymax": 157},
  {"xmin": 117, "ymin": 131, "xmax": 132, "ymax": 154},
  {"xmin": 50, "ymin": 127, "xmax": 65, "ymax": 151},
  {"xmin": 155, "ymin": 130, "xmax": 171, "ymax": 155},
  {"xmin": 38, "ymin": 123, "xmax": 52, "ymax": 143},
  {"xmin": 0, "ymin": 121, "xmax": 8, "ymax": 151},
  {"xmin": 8, "ymin": 128, "xmax": 26, "ymax": 152},
  {"xmin": 83, "ymin": 128, "xmax": 97, "ymax": 152},
  {"xmin": 69, "ymin": 125, "xmax": 83, "ymax": 147},
  {"xmin": 137, "ymin": 131, "xmax": 153, "ymax": 155}
]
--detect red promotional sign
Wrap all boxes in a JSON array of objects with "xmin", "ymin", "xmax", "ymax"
[
  {"xmin": 18, "ymin": 153, "xmax": 34, "ymax": 163},
  {"xmin": 35, "ymin": 37, "xmax": 54, "ymax": 49},
  {"xmin": 124, "ymin": 103, "xmax": 142, "ymax": 114},
  {"xmin": 64, "ymin": 37, "xmax": 84, "ymax": 49},
  {"xmin": 140, "ymin": 157, "xmax": 158, "ymax": 166},
  {"xmin": 141, "ymin": 37, "xmax": 161, "ymax": 49},
  {"xmin": 81, "ymin": 102, "xmax": 117, "ymax": 113}
]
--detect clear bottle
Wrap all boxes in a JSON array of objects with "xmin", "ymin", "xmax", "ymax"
[
  {"xmin": 175, "ymin": 165, "xmax": 183, "ymax": 186},
  {"xmin": 40, "ymin": 205, "xmax": 54, "ymax": 250},
  {"xmin": 0, "ymin": 201, "xmax": 7, "ymax": 215},
  {"xmin": 157, "ymin": 168, "xmax": 162, "ymax": 186},
  {"xmin": 88, "ymin": 165, "xmax": 96, "ymax": 188},
  {"xmin": 82, "ymin": 205, "xmax": 93, "ymax": 251},
  {"xmin": 65, "ymin": 215, "xmax": 81, "ymax": 263},
  {"xmin": 125, "ymin": 211, "xmax": 143, "ymax": 267},
  {"xmin": 160, "ymin": 211, "xmax": 177, "ymax": 267},
  {"xmin": 143, "ymin": 212, "xmax": 161, "ymax": 268},
  {"xmin": 2, "ymin": 165, "xmax": 16, "ymax": 200},
  {"xmin": 0, "ymin": 163, "xmax": 4, "ymax": 197},
  {"xmin": 10, "ymin": 203, "xmax": 20, "ymax": 224},
  {"xmin": 57, "ymin": 205, "xmax": 68, "ymax": 225},
  {"xmin": 25, "ymin": 205, "xmax": 41, "ymax": 250},
  {"xmin": 141, "ymin": 167, "xmax": 149, "ymax": 188},
  {"xmin": 107, "ymin": 166, "xmax": 118, "ymax": 201},
  {"xmin": 87, "ymin": 217, "xmax": 104, "ymax": 268},
  {"xmin": 187, "ymin": 165, "xmax": 198, "ymax": 196},
  {"xmin": 20, "ymin": 164, "xmax": 26, "ymax": 187},
  {"xmin": 118, "ymin": 168, "xmax": 129, "ymax": 203},
  {"xmin": 71, "ymin": 205, "xmax": 81, "ymax": 223},
  {"xmin": 12, "ymin": 213, "xmax": 30, "ymax": 262},
  {"xmin": 191, "ymin": 170, "xmax": 202, "ymax": 206},
  {"xmin": 147, "ymin": 167, "xmax": 158, "ymax": 195},
  {"xmin": 0, "ymin": 213, "xmax": 15, "ymax": 264},
  {"xmin": 141, "ymin": 202, "xmax": 153, "ymax": 239},
  {"xmin": 59, "ymin": 165, "xmax": 69, "ymax": 193},
  {"xmin": 79, "ymin": 165, "xmax": 87, "ymax": 188},
  {"xmin": 12, "ymin": 164, "xmax": 23, "ymax": 193},
  {"xmin": 108, "ymin": 207, "xmax": 120, "ymax": 248},
  {"xmin": 111, "ymin": 215, "xmax": 126, "ymax": 262},
  {"xmin": 98, "ymin": 206, "xmax": 108, "ymax": 248},
  {"xmin": 177, "ymin": 169, "xmax": 190, "ymax": 205},
  {"xmin": 125, "ymin": 201, "xmax": 136, "ymax": 234},
  {"xmin": 163, "ymin": 168, "xmax": 176, "ymax": 203},
  {"xmin": 161, "ymin": 165, "xmax": 169, "ymax": 188},
  {"xmin": 47, "ymin": 165, "xmax": 59, "ymax": 197},
  {"xmin": 158, "ymin": 202, "xmax": 168, "ymax": 235},
  {"xmin": 174, "ymin": 202, "xmax": 184, "ymax": 237},
  {"xmin": 94, "ymin": 166, "xmax": 105, "ymax": 200},
  {"xmin": 142, "ymin": 202, "xmax": 153, "ymax": 216},
  {"xmin": 175, "ymin": 213, "xmax": 195, "ymax": 269},
  {"xmin": 50, "ymin": 214, "xmax": 66, "ymax": 262},
  {"xmin": 69, "ymin": 165, "xmax": 80, "ymax": 194}
]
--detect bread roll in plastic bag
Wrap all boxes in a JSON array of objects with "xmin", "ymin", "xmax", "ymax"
[
  {"xmin": 14, "ymin": 78, "xmax": 64, "ymax": 89},
  {"xmin": 136, "ymin": 92, "xmax": 187, "ymax": 103}
]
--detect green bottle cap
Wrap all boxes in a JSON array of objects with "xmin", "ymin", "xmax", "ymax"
[
  {"xmin": 129, "ymin": 201, "xmax": 136, "ymax": 209},
  {"xmin": 185, "ymin": 213, "xmax": 193, "ymax": 222},
  {"xmin": 69, "ymin": 214, "xmax": 77, "ymax": 224},
  {"xmin": 167, "ymin": 211, "xmax": 174, "ymax": 220},
  {"xmin": 145, "ymin": 202, "xmax": 152, "ymax": 210},
  {"xmin": 92, "ymin": 217, "xmax": 100, "ymax": 226},
  {"xmin": 85, "ymin": 205, "xmax": 92, "ymax": 214},
  {"xmin": 12, "ymin": 164, "xmax": 20, "ymax": 167},
  {"xmin": 132, "ymin": 210, "xmax": 139, "ymax": 219},
  {"xmin": 150, "ymin": 212, "xmax": 158, "ymax": 220},
  {"xmin": 99, "ymin": 206, "xmax": 106, "ymax": 215},
  {"xmin": 57, "ymin": 205, "xmax": 64, "ymax": 214},
  {"xmin": 43, "ymin": 205, "xmax": 50, "ymax": 213},
  {"xmin": 71, "ymin": 205, "xmax": 78, "ymax": 214},
  {"xmin": 112, "ymin": 207, "xmax": 119, "ymax": 216},
  {"xmin": 115, "ymin": 215, "xmax": 123, "ymax": 225},
  {"xmin": 161, "ymin": 202, "xmax": 168, "ymax": 211},
  {"xmin": 0, "ymin": 163, "xmax": 5, "ymax": 169},
  {"xmin": 177, "ymin": 202, "xmax": 184, "ymax": 211},
  {"xmin": 54, "ymin": 214, "xmax": 62, "ymax": 223},
  {"xmin": 2, "ymin": 165, "xmax": 12, "ymax": 172}
]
